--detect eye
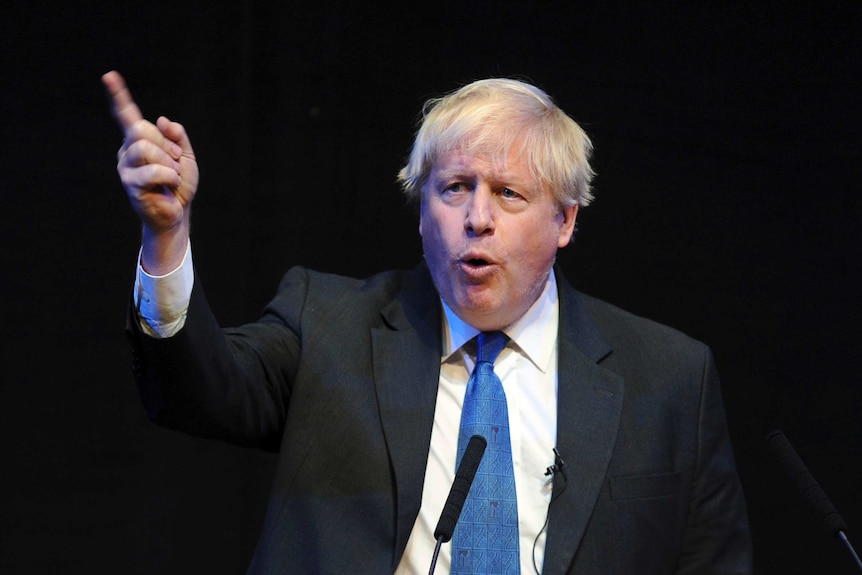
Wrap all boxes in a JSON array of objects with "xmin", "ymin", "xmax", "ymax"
[
  {"xmin": 499, "ymin": 187, "xmax": 523, "ymax": 200},
  {"xmin": 442, "ymin": 182, "xmax": 470, "ymax": 195}
]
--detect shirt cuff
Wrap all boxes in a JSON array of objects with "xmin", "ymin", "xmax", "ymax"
[{"xmin": 133, "ymin": 241, "xmax": 194, "ymax": 338}]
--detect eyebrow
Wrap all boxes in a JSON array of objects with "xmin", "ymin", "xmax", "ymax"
[
  {"xmin": 431, "ymin": 165, "xmax": 529, "ymax": 187},
  {"xmin": 430, "ymin": 162, "xmax": 474, "ymax": 180}
]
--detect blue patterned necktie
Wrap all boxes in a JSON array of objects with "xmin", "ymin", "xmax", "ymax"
[{"xmin": 451, "ymin": 331, "xmax": 520, "ymax": 574}]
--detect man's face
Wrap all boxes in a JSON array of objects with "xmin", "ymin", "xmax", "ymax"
[{"xmin": 419, "ymin": 144, "xmax": 577, "ymax": 331}]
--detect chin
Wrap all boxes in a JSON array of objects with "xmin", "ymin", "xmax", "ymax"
[{"xmin": 456, "ymin": 305, "xmax": 513, "ymax": 332}]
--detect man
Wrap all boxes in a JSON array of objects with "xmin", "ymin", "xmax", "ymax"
[{"xmin": 105, "ymin": 70, "xmax": 752, "ymax": 574}]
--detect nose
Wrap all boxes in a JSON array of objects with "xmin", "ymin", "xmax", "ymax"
[{"xmin": 464, "ymin": 185, "xmax": 495, "ymax": 237}]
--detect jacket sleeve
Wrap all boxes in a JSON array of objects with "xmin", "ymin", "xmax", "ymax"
[
  {"xmin": 675, "ymin": 349, "xmax": 753, "ymax": 574},
  {"xmin": 126, "ymin": 269, "xmax": 311, "ymax": 452}
]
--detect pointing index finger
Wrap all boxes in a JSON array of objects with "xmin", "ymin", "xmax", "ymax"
[{"xmin": 102, "ymin": 70, "xmax": 143, "ymax": 133}]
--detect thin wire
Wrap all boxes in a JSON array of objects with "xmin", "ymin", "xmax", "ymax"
[{"xmin": 532, "ymin": 466, "xmax": 568, "ymax": 574}]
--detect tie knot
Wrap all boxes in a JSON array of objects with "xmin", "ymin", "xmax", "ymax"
[{"xmin": 476, "ymin": 331, "xmax": 507, "ymax": 365}]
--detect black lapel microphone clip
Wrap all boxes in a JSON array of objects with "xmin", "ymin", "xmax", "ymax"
[{"xmin": 544, "ymin": 447, "xmax": 567, "ymax": 478}]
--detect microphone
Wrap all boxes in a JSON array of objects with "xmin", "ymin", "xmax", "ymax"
[
  {"xmin": 434, "ymin": 435, "xmax": 487, "ymax": 541},
  {"xmin": 766, "ymin": 430, "xmax": 847, "ymax": 535},
  {"xmin": 428, "ymin": 434, "xmax": 487, "ymax": 575},
  {"xmin": 544, "ymin": 447, "xmax": 567, "ymax": 478},
  {"xmin": 533, "ymin": 448, "xmax": 569, "ymax": 573},
  {"xmin": 766, "ymin": 430, "xmax": 862, "ymax": 571}
]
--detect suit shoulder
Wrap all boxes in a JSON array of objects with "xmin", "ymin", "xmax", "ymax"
[
  {"xmin": 577, "ymin": 291, "xmax": 709, "ymax": 358},
  {"xmin": 264, "ymin": 265, "xmax": 419, "ymax": 326},
  {"xmin": 280, "ymin": 266, "xmax": 410, "ymax": 298}
]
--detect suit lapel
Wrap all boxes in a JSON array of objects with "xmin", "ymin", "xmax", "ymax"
[
  {"xmin": 542, "ymin": 272, "xmax": 624, "ymax": 574},
  {"xmin": 371, "ymin": 264, "xmax": 443, "ymax": 562}
]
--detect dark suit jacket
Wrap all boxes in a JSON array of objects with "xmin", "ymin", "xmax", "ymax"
[{"xmin": 128, "ymin": 262, "xmax": 752, "ymax": 574}]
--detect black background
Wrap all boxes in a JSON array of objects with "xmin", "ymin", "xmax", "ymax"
[{"xmin": 1, "ymin": 2, "xmax": 860, "ymax": 573}]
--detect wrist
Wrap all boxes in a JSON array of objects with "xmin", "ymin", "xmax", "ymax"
[{"xmin": 140, "ymin": 216, "xmax": 190, "ymax": 276}]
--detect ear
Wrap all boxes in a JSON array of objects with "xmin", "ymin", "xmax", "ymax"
[{"xmin": 557, "ymin": 204, "xmax": 578, "ymax": 248}]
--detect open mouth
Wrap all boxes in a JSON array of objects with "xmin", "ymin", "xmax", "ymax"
[{"xmin": 458, "ymin": 257, "xmax": 496, "ymax": 278}]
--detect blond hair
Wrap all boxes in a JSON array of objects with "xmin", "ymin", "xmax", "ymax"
[{"xmin": 397, "ymin": 78, "xmax": 595, "ymax": 208}]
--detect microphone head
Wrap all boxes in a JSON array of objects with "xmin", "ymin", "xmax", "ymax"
[
  {"xmin": 433, "ymin": 435, "xmax": 487, "ymax": 542},
  {"xmin": 459, "ymin": 435, "xmax": 487, "ymax": 481},
  {"xmin": 766, "ymin": 429, "xmax": 849, "ymax": 537}
]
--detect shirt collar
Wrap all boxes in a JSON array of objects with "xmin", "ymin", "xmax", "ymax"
[{"xmin": 439, "ymin": 269, "xmax": 559, "ymax": 373}]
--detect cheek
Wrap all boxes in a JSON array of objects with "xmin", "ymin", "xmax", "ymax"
[
  {"xmin": 514, "ymin": 220, "xmax": 562, "ymax": 270},
  {"xmin": 419, "ymin": 214, "xmax": 438, "ymax": 247},
  {"xmin": 420, "ymin": 207, "xmax": 456, "ymax": 248},
  {"xmin": 419, "ymin": 214, "xmax": 449, "ymax": 267},
  {"xmin": 418, "ymin": 201, "xmax": 438, "ymax": 239}
]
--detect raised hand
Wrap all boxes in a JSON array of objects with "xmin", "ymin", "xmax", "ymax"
[{"xmin": 103, "ymin": 71, "xmax": 199, "ymax": 274}]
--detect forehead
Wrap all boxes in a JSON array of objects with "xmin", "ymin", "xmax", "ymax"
[{"xmin": 429, "ymin": 146, "xmax": 536, "ymax": 188}]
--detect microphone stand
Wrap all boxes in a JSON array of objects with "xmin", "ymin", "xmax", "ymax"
[
  {"xmin": 428, "ymin": 538, "xmax": 445, "ymax": 575},
  {"xmin": 839, "ymin": 532, "xmax": 862, "ymax": 572}
]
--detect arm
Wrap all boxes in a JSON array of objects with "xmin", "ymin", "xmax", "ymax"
[
  {"xmin": 126, "ymin": 273, "xmax": 300, "ymax": 451},
  {"xmin": 106, "ymin": 72, "xmax": 292, "ymax": 448}
]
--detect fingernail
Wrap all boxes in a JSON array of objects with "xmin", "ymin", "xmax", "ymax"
[{"xmin": 172, "ymin": 143, "xmax": 183, "ymax": 158}]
